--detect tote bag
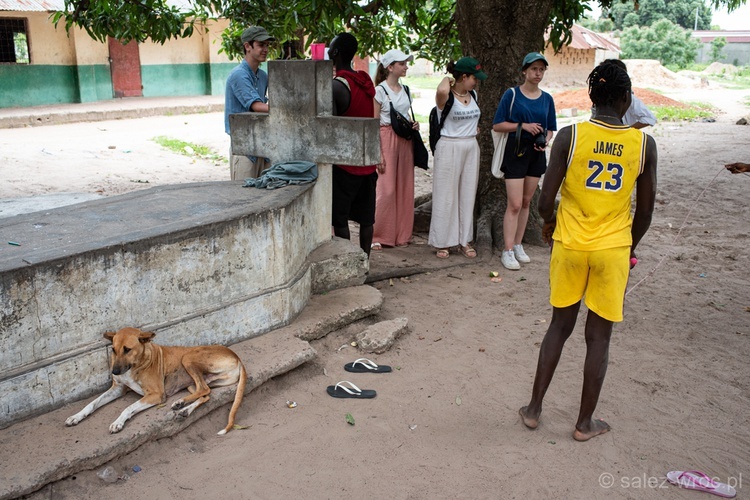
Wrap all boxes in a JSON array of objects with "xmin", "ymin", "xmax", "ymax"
[{"xmin": 491, "ymin": 87, "xmax": 516, "ymax": 179}]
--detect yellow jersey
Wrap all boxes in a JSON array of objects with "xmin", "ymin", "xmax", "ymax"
[{"xmin": 553, "ymin": 119, "xmax": 647, "ymax": 251}]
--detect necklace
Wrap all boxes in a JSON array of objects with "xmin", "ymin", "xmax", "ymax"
[
  {"xmin": 595, "ymin": 114, "xmax": 622, "ymax": 122},
  {"xmin": 452, "ymin": 89, "xmax": 468, "ymax": 97}
]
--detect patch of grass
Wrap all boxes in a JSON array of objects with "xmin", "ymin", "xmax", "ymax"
[
  {"xmin": 402, "ymin": 75, "xmax": 444, "ymax": 91},
  {"xmin": 715, "ymin": 79, "xmax": 750, "ymax": 90},
  {"xmin": 652, "ymin": 102, "xmax": 715, "ymax": 122},
  {"xmin": 151, "ymin": 136, "xmax": 226, "ymax": 163},
  {"xmin": 702, "ymin": 66, "xmax": 750, "ymax": 89},
  {"xmin": 668, "ymin": 63, "xmax": 709, "ymax": 72},
  {"xmin": 413, "ymin": 112, "xmax": 429, "ymax": 124}
]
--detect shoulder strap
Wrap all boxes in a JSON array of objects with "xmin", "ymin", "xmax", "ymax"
[
  {"xmin": 439, "ymin": 91, "xmax": 455, "ymax": 127},
  {"xmin": 378, "ymin": 83, "xmax": 392, "ymax": 100},
  {"xmin": 403, "ymin": 85, "xmax": 416, "ymax": 121},
  {"xmin": 334, "ymin": 76, "xmax": 350, "ymax": 91},
  {"xmin": 470, "ymin": 89, "xmax": 477, "ymax": 102}
]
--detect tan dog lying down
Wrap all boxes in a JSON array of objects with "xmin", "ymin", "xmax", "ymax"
[{"xmin": 66, "ymin": 327, "xmax": 247, "ymax": 435}]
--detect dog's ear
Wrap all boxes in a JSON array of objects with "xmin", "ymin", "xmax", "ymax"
[
  {"xmin": 138, "ymin": 331, "xmax": 156, "ymax": 344},
  {"xmin": 103, "ymin": 331, "xmax": 116, "ymax": 342}
]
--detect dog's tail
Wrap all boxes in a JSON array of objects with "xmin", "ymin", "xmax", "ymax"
[{"xmin": 218, "ymin": 360, "xmax": 248, "ymax": 436}]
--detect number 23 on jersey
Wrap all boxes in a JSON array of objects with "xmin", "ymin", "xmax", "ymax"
[{"xmin": 586, "ymin": 160, "xmax": 623, "ymax": 192}]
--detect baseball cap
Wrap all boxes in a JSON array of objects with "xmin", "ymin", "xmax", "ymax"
[
  {"xmin": 454, "ymin": 57, "xmax": 487, "ymax": 81},
  {"xmin": 522, "ymin": 52, "xmax": 548, "ymax": 69},
  {"xmin": 380, "ymin": 49, "xmax": 414, "ymax": 68},
  {"xmin": 241, "ymin": 26, "xmax": 275, "ymax": 44}
]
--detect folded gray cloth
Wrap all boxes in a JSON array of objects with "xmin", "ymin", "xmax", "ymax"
[{"xmin": 243, "ymin": 161, "xmax": 318, "ymax": 189}]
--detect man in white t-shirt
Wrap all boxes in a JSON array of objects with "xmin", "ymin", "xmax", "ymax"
[{"xmin": 601, "ymin": 59, "xmax": 656, "ymax": 130}]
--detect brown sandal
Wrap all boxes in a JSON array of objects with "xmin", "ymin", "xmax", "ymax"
[
  {"xmin": 436, "ymin": 248, "xmax": 450, "ymax": 259},
  {"xmin": 461, "ymin": 246, "xmax": 477, "ymax": 259}
]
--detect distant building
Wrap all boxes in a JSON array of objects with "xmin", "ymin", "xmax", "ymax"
[
  {"xmin": 543, "ymin": 24, "xmax": 621, "ymax": 86},
  {"xmin": 691, "ymin": 30, "xmax": 750, "ymax": 65},
  {"xmin": 0, "ymin": 0, "xmax": 233, "ymax": 108}
]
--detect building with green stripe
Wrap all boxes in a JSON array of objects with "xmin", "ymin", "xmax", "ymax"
[{"xmin": 0, "ymin": 0, "xmax": 236, "ymax": 109}]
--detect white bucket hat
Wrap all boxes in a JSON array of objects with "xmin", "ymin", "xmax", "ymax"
[{"xmin": 380, "ymin": 49, "xmax": 414, "ymax": 68}]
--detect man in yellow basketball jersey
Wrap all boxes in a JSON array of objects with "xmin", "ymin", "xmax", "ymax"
[{"xmin": 519, "ymin": 61, "xmax": 657, "ymax": 441}]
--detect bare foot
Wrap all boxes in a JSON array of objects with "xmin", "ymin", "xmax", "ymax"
[
  {"xmin": 573, "ymin": 418, "xmax": 610, "ymax": 441},
  {"xmin": 519, "ymin": 406, "xmax": 539, "ymax": 429}
]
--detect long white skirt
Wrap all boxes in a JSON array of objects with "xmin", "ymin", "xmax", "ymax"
[{"xmin": 428, "ymin": 136, "xmax": 480, "ymax": 249}]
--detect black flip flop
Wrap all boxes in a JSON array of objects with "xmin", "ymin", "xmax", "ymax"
[
  {"xmin": 344, "ymin": 358, "xmax": 392, "ymax": 373},
  {"xmin": 326, "ymin": 381, "xmax": 377, "ymax": 399}
]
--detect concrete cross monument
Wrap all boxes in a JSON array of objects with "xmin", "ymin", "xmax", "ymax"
[{"xmin": 230, "ymin": 59, "xmax": 380, "ymax": 245}]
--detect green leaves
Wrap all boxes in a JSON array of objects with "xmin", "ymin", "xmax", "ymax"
[
  {"xmin": 620, "ymin": 18, "xmax": 699, "ymax": 68},
  {"xmin": 54, "ymin": 0, "xmax": 744, "ymax": 65},
  {"xmin": 603, "ymin": 0, "xmax": 714, "ymax": 31},
  {"xmin": 57, "ymin": 0, "xmax": 201, "ymax": 44}
]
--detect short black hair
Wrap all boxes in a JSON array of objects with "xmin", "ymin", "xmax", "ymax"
[
  {"xmin": 604, "ymin": 58, "xmax": 627, "ymax": 72},
  {"xmin": 587, "ymin": 60, "xmax": 631, "ymax": 108},
  {"xmin": 329, "ymin": 32, "xmax": 357, "ymax": 62}
]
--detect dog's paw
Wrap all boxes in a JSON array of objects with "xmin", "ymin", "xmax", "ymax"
[
  {"xmin": 65, "ymin": 415, "xmax": 81, "ymax": 426},
  {"xmin": 109, "ymin": 421, "xmax": 124, "ymax": 433},
  {"xmin": 175, "ymin": 407, "xmax": 190, "ymax": 419},
  {"xmin": 171, "ymin": 399, "xmax": 186, "ymax": 411}
]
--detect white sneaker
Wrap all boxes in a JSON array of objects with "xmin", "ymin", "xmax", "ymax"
[
  {"xmin": 513, "ymin": 244, "xmax": 530, "ymax": 263},
  {"xmin": 501, "ymin": 250, "xmax": 521, "ymax": 270}
]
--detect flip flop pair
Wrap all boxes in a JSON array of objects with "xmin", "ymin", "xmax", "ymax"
[
  {"xmin": 326, "ymin": 359, "xmax": 392, "ymax": 399},
  {"xmin": 667, "ymin": 470, "xmax": 737, "ymax": 498}
]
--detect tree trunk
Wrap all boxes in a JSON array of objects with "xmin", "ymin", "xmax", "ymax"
[{"xmin": 455, "ymin": 0, "xmax": 554, "ymax": 254}]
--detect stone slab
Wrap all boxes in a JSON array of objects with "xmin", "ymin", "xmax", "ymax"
[
  {"xmin": 0, "ymin": 180, "xmax": 329, "ymax": 428},
  {"xmin": 355, "ymin": 317, "xmax": 409, "ymax": 354}
]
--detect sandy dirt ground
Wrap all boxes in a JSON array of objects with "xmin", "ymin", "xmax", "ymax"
[{"xmin": 4, "ymin": 81, "xmax": 750, "ymax": 499}]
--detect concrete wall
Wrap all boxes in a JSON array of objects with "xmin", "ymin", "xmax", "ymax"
[
  {"xmin": 0, "ymin": 179, "xmax": 338, "ymax": 429},
  {"xmin": 696, "ymin": 42, "xmax": 750, "ymax": 65}
]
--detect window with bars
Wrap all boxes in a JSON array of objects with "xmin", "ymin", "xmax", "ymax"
[{"xmin": 0, "ymin": 18, "xmax": 30, "ymax": 64}]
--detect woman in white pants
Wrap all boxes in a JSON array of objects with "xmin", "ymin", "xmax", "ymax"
[{"xmin": 429, "ymin": 57, "xmax": 487, "ymax": 259}]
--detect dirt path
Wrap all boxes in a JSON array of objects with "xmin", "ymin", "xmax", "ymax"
[{"xmin": 9, "ymin": 85, "xmax": 750, "ymax": 499}]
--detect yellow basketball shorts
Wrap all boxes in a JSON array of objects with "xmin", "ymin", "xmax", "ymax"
[{"xmin": 549, "ymin": 243, "xmax": 630, "ymax": 323}]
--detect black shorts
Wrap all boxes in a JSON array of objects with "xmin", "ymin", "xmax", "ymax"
[
  {"xmin": 501, "ymin": 136, "xmax": 547, "ymax": 179},
  {"xmin": 331, "ymin": 167, "xmax": 377, "ymax": 227}
]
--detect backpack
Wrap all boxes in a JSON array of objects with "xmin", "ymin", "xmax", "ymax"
[{"xmin": 428, "ymin": 89, "xmax": 477, "ymax": 154}]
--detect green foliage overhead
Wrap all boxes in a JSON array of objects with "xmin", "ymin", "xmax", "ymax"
[
  {"xmin": 51, "ymin": 0, "xmax": 201, "ymax": 44},
  {"xmin": 620, "ymin": 18, "xmax": 699, "ymax": 68},
  {"xmin": 53, "ymin": 0, "xmax": 746, "ymax": 66},
  {"xmin": 215, "ymin": 0, "xmax": 461, "ymax": 66}
]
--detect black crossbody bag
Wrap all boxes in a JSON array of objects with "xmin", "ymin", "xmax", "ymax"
[{"xmin": 379, "ymin": 84, "xmax": 414, "ymax": 139}]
